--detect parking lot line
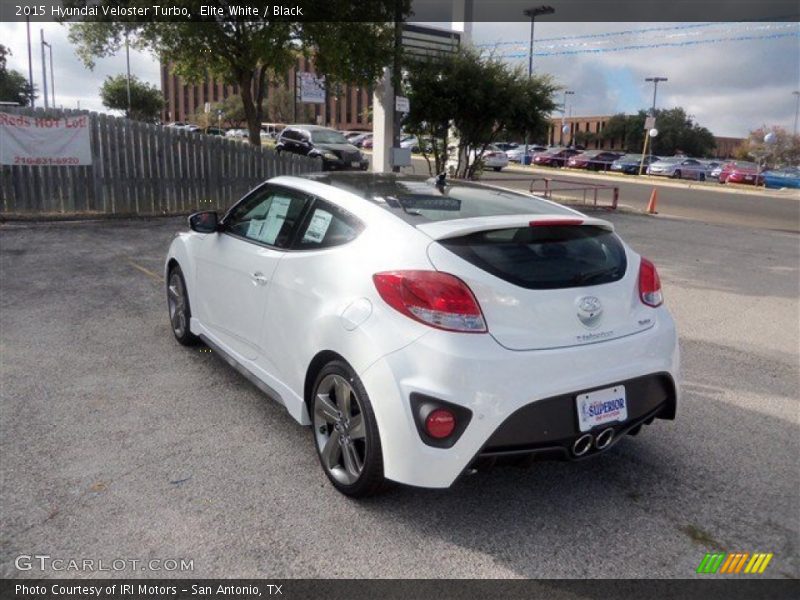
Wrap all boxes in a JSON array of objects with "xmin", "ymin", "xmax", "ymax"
[{"xmin": 127, "ymin": 259, "xmax": 162, "ymax": 282}]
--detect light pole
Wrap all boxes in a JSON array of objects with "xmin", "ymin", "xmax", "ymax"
[
  {"xmin": 26, "ymin": 17, "xmax": 35, "ymax": 107},
  {"xmin": 40, "ymin": 29, "xmax": 49, "ymax": 110},
  {"xmin": 562, "ymin": 89, "xmax": 574, "ymax": 146},
  {"xmin": 639, "ymin": 76, "xmax": 667, "ymax": 174},
  {"xmin": 522, "ymin": 5, "xmax": 554, "ymax": 165},
  {"xmin": 45, "ymin": 40, "xmax": 55, "ymax": 108},
  {"xmin": 125, "ymin": 30, "xmax": 132, "ymax": 116},
  {"xmin": 792, "ymin": 91, "xmax": 799, "ymax": 138},
  {"xmin": 645, "ymin": 76, "xmax": 668, "ymax": 115}
]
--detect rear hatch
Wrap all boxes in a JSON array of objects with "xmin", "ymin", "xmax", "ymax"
[{"xmin": 421, "ymin": 215, "xmax": 655, "ymax": 350}]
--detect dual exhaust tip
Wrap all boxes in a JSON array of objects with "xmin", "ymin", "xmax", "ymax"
[{"xmin": 572, "ymin": 427, "xmax": 614, "ymax": 457}]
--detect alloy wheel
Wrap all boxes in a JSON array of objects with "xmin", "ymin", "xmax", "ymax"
[
  {"xmin": 167, "ymin": 271, "xmax": 188, "ymax": 338},
  {"xmin": 313, "ymin": 374, "xmax": 367, "ymax": 485}
]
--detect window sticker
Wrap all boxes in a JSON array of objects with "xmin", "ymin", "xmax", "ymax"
[
  {"xmin": 255, "ymin": 195, "xmax": 292, "ymax": 245},
  {"xmin": 302, "ymin": 209, "xmax": 333, "ymax": 244}
]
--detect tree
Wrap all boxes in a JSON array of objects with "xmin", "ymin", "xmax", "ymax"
[
  {"xmin": 0, "ymin": 44, "xmax": 36, "ymax": 106},
  {"xmin": 100, "ymin": 74, "xmax": 164, "ymax": 122},
  {"xmin": 66, "ymin": 1, "xmax": 410, "ymax": 145},
  {"xmin": 734, "ymin": 126, "xmax": 800, "ymax": 167},
  {"xmin": 266, "ymin": 85, "xmax": 294, "ymax": 124},
  {"xmin": 403, "ymin": 48, "xmax": 557, "ymax": 178},
  {"xmin": 600, "ymin": 108, "xmax": 715, "ymax": 157}
]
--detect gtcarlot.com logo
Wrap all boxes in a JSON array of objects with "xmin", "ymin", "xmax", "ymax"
[
  {"xmin": 15, "ymin": 554, "xmax": 194, "ymax": 572},
  {"xmin": 696, "ymin": 552, "xmax": 773, "ymax": 574}
]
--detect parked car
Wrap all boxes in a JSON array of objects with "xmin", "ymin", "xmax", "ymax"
[
  {"xmin": 166, "ymin": 172, "xmax": 679, "ymax": 496},
  {"xmin": 610, "ymin": 154, "xmax": 660, "ymax": 175},
  {"xmin": 349, "ymin": 133, "xmax": 373, "ymax": 148},
  {"xmin": 567, "ymin": 151, "xmax": 623, "ymax": 171},
  {"xmin": 400, "ymin": 136, "xmax": 419, "ymax": 152},
  {"xmin": 506, "ymin": 145, "xmax": 547, "ymax": 163},
  {"xmin": 763, "ymin": 166, "xmax": 800, "ymax": 189},
  {"xmin": 204, "ymin": 127, "xmax": 226, "ymax": 137},
  {"xmin": 276, "ymin": 125, "xmax": 369, "ymax": 171},
  {"xmin": 718, "ymin": 161, "xmax": 763, "ymax": 185},
  {"xmin": 166, "ymin": 121, "xmax": 188, "ymax": 129},
  {"xmin": 447, "ymin": 145, "xmax": 510, "ymax": 173},
  {"xmin": 646, "ymin": 157, "xmax": 708, "ymax": 180},
  {"xmin": 361, "ymin": 136, "xmax": 374, "ymax": 150},
  {"xmin": 225, "ymin": 128, "xmax": 248, "ymax": 139},
  {"xmin": 533, "ymin": 147, "xmax": 581, "ymax": 167},
  {"xmin": 494, "ymin": 142, "xmax": 520, "ymax": 152}
]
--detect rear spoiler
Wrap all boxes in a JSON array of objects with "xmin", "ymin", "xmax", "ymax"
[{"xmin": 416, "ymin": 214, "xmax": 614, "ymax": 241}]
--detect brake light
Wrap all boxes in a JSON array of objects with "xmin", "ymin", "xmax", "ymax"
[
  {"xmin": 529, "ymin": 218, "xmax": 583, "ymax": 227},
  {"xmin": 638, "ymin": 257, "xmax": 663, "ymax": 307},
  {"xmin": 372, "ymin": 270, "xmax": 487, "ymax": 333}
]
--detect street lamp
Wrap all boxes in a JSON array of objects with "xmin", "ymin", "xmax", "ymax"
[
  {"xmin": 562, "ymin": 89, "xmax": 574, "ymax": 146},
  {"xmin": 792, "ymin": 91, "xmax": 799, "ymax": 138},
  {"xmin": 522, "ymin": 5, "xmax": 555, "ymax": 165},
  {"xmin": 44, "ymin": 40, "xmax": 55, "ymax": 108},
  {"xmin": 40, "ymin": 29, "xmax": 49, "ymax": 110},
  {"xmin": 645, "ymin": 76, "xmax": 668, "ymax": 115}
]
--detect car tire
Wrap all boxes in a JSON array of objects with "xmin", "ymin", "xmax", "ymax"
[
  {"xmin": 699, "ymin": 173, "xmax": 706, "ymax": 182},
  {"xmin": 167, "ymin": 265, "xmax": 199, "ymax": 346},
  {"xmin": 311, "ymin": 360, "xmax": 386, "ymax": 497},
  {"xmin": 493, "ymin": 166, "xmax": 502, "ymax": 172},
  {"xmin": 672, "ymin": 170, "xmax": 681, "ymax": 179}
]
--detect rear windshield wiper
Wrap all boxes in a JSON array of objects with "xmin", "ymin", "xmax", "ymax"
[{"xmin": 572, "ymin": 267, "xmax": 620, "ymax": 285}]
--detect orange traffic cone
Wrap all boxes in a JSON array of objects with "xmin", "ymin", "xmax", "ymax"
[{"xmin": 646, "ymin": 188, "xmax": 658, "ymax": 214}]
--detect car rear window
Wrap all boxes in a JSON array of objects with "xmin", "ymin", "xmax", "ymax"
[{"xmin": 439, "ymin": 225, "xmax": 627, "ymax": 290}]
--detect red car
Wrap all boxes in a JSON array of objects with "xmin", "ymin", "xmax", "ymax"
[
  {"xmin": 533, "ymin": 147, "xmax": 581, "ymax": 167},
  {"xmin": 719, "ymin": 161, "xmax": 763, "ymax": 185},
  {"xmin": 567, "ymin": 151, "xmax": 623, "ymax": 171}
]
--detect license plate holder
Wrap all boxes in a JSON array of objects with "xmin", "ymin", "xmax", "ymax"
[{"xmin": 576, "ymin": 385, "xmax": 627, "ymax": 432}]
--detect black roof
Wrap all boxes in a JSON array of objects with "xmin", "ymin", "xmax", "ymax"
[{"xmin": 300, "ymin": 172, "xmax": 568, "ymax": 225}]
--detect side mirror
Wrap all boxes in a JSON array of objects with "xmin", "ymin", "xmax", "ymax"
[{"xmin": 188, "ymin": 211, "xmax": 219, "ymax": 233}]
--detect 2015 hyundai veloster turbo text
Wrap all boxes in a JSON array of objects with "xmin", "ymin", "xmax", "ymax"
[{"xmin": 165, "ymin": 173, "xmax": 679, "ymax": 497}]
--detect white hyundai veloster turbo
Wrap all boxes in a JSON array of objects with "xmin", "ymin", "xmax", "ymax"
[{"xmin": 165, "ymin": 173, "xmax": 679, "ymax": 496}]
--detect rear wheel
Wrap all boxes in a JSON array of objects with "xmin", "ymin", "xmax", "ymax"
[
  {"xmin": 493, "ymin": 166, "xmax": 502, "ymax": 172},
  {"xmin": 311, "ymin": 361, "xmax": 385, "ymax": 497},
  {"xmin": 699, "ymin": 173, "xmax": 706, "ymax": 182},
  {"xmin": 167, "ymin": 265, "xmax": 199, "ymax": 346},
  {"xmin": 672, "ymin": 170, "xmax": 682, "ymax": 179}
]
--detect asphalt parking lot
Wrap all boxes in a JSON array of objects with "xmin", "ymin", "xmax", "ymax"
[{"xmin": 0, "ymin": 210, "xmax": 798, "ymax": 579}]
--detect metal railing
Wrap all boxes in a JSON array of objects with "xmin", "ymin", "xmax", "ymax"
[{"xmin": 529, "ymin": 177, "xmax": 619, "ymax": 210}]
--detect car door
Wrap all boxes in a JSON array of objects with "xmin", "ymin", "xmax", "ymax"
[
  {"xmin": 682, "ymin": 159, "xmax": 702, "ymax": 179},
  {"xmin": 194, "ymin": 184, "xmax": 312, "ymax": 361}
]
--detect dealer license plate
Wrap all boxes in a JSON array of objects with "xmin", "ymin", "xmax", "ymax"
[{"xmin": 576, "ymin": 385, "xmax": 627, "ymax": 432}]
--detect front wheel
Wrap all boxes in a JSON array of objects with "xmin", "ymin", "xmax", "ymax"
[
  {"xmin": 167, "ymin": 265, "xmax": 199, "ymax": 346},
  {"xmin": 311, "ymin": 361, "xmax": 385, "ymax": 497},
  {"xmin": 672, "ymin": 170, "xmax": 682, "ymax": 179},
  {"xmin": 493, "ymin": 166, "xmax": 502, "ymax": 172}
]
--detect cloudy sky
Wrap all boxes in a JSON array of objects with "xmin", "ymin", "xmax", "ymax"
[{"xmin": 1, "ymin": 20, "xmax": 798, "ymax": 138}]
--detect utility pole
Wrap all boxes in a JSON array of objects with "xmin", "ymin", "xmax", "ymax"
[
  {"xmin": 562, "ymin": 89, "xmax": 574, "ymax": 145},
  {"xmin": 125, "ymin": 30, "xmax": 132, "ymax": 116},
  {"xmin": 640, "ymin": 76, "xmax": 668, "ymax": 175},
  {"xmin": 47, "ymin": 40, "xmax": 55, "ymax": 107},
  {"xmin": 40, "ymin": 29, "xmax": 48, "ymax": 110},
  {"xmin": 522, "ymin": 5, "xmax": 554, "ymax": 165},
  {"xmin": 793, "ymin": 91, "xmax": 800, "ymax": 138},
  {"xmin": 26, "ymin": 17, "xmax": 35, "ymax": 107}
]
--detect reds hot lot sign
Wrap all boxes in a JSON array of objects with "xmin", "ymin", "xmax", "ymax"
[{"xmin": 0, "ymin": 112, "xmax": 92, "ymax": 166}]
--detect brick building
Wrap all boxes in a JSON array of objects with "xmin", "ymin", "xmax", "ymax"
[{"xmin": 160, "ymin": 58, "xmax": 372, "ymax": 130}]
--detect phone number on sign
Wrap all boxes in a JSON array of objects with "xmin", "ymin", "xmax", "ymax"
[{"xmin": 14, "ymin": 156, "xmax": 81, "ymax": 166}]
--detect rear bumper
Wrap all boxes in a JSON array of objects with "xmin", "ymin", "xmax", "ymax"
[{"xmin": 359, "ymin": 311, "xmax": 680, "ymax": 488}]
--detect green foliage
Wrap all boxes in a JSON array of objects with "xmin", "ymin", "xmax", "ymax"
[
  {"xmin": 0, "ymin": 44, "xmax": 36, "ymax": 106},
  {"xmin": 403, "ymin": 48, "xmax": 557, "ymax": 178},
  {"xmin": 601, "ymin": 108, "xmax": 716, "ymax": 157},
  {"xmin": 99, "ymin": 74, "xmax": 164, "ymax": 122},
  {"xmin": 65, "ymin": 1, "xmax": 409, "ymax": 145}
]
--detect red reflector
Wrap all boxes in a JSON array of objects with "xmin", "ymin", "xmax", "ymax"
[
  {"xmin": 638, "ymin": 257, "xmax": 664, "ymax": 307},
  {"xmin": 425, "ymin": 409, "xmax": 456, "ymax": 439},
  {"xmin": 529, "ymin": 218, "xmax": 584, "ymax": 227}
]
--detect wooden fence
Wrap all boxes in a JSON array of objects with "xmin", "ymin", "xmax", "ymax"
[{"xmin": 0, "ymin": 107, "xmax": 321, "ymax": 218}]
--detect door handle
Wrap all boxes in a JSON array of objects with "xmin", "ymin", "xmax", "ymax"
[{"xmin": 251, "ymin": 272, "xmax": 269, "ymax": 286}]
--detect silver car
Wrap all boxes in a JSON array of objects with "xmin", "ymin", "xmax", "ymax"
[{"xmin": 647, "ymin": 157, "xmax": 708, "ymax": 181}]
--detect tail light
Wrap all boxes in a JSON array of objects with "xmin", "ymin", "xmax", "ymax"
[
  {"xmin": 638, "ymin": 258, "xmax": 663, "ymax": 307},
  {"xmin": 372, "ymin": 270, "xmax": 487, "ymax": 333}
]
